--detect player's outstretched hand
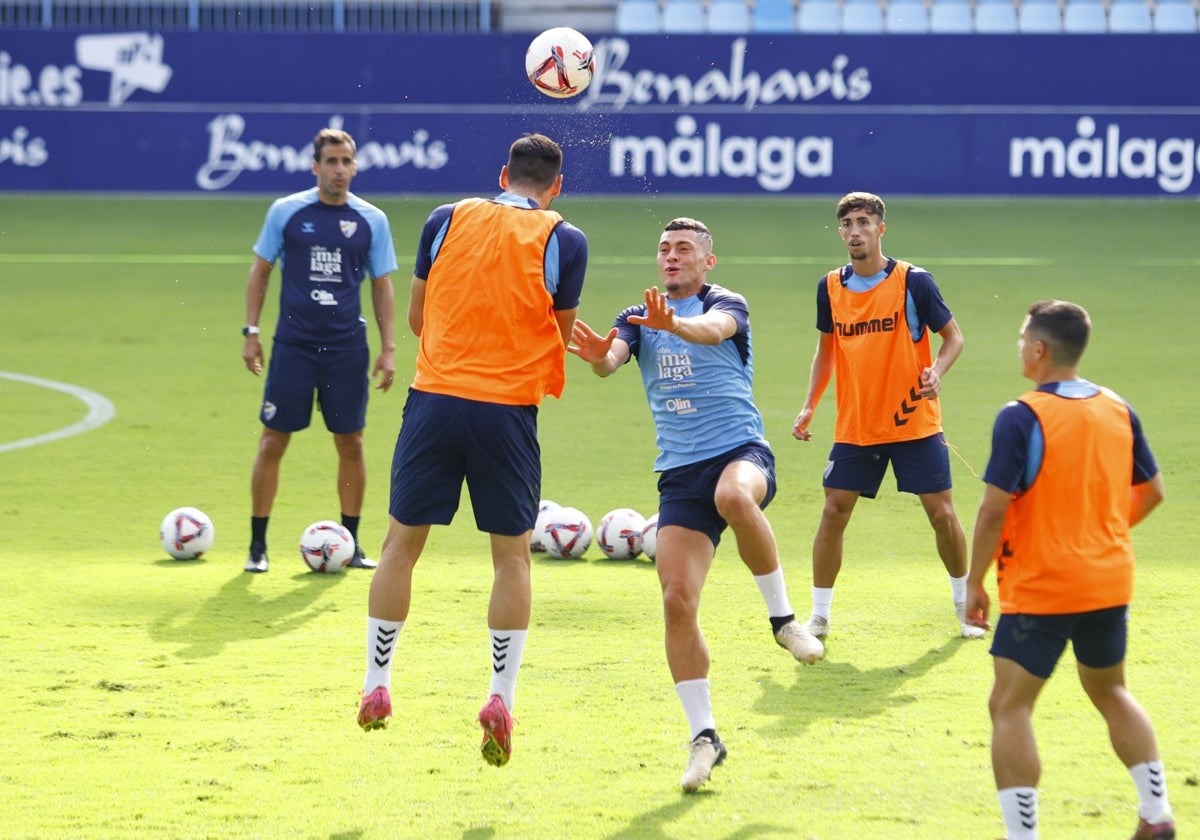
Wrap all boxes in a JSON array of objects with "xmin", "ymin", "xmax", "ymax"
[
  {"xmin": 627, "ymin": 287, "xmax": 675, "ymax": 333},
  {"xmin": 567, "ymin": 319, "xmax": 617, "ymax": 365}
]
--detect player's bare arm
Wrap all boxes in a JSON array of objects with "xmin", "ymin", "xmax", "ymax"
[
  {"xmin": 793, "ymin": 332, "xmax": 835, "ymax": 441},
  {"xmin": 567, "ymin": 318, "xmax": 624, "ymax": 376},
  {"xmin": 920, "ymin": 317, "xmax": 964, "ymax": 399},
  {"xmin": 371, "ymin": 273, "xmax": 397, "ymax": 392},
  {"xmin": 964, "ymin": 483, "xmax": 1010, "ymax": 630},
  {"xmin": 242, "ymin": 256, "xmax": 273, "ymax": 375},
  {"xmin": 554, "ymin": 307, "xmax": 579, "ymax": 349},
  {"xmin": 627, "ymin": 287, "xmax": 734, "ymax": 345},
  {"xmin": 407, "ymin": 275, "xmax": 427, "ymax": 336},
  {"xmin": 1130, "ymin": 472, "xmax": 1165, "ymax": 527}
]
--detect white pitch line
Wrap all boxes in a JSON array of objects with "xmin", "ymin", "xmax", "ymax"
[{"xmin": 0, "ymin": 371, "xmax": 116, "ymax": 454}]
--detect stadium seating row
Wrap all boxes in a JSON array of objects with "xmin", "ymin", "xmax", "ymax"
[{"xmin": 614, "ymin": 0, "xmax": 1200, "ymax": 33}]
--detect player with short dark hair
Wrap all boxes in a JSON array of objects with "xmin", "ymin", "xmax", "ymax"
[
  {"xmin": 792, "ymin": 191, "xmax": 984, "ymax": 641},
  {"xmin": 241, "ymin": 128, "xmax": 398, "ymax": 573},
  {"xmin": 357, "ymin": 133, "xmax": 589, "ymax": 769},
  {"xmin": 568, "ymin": 217, "xmax": 822, "ymax": 793},
  {"xmin": 965, "ymin": 300, "xmax": 1174, "ymax": 840}
]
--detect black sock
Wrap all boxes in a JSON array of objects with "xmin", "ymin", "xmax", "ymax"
[
  {"xmin": 250, "ymin": 516, "xmax": 268, "ymax": 548},
  {"xmin": 769, "ymin": 613, "xmax": 796, "ymax": 634},
  {"xmin": 341, "ymin": 514, "xmax": 360, "ymax": 542}
]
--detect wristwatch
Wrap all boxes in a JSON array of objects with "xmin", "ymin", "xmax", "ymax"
[{"xmin": 242, "ymin": 325, "xmax": 260, "ymax": 337}]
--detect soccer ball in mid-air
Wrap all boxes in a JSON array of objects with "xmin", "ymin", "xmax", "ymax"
[
  {"xmin": 160, "ymin": 507, "xmax": 214, "ymax": 560},
  {"xmin": 300, "ymin": 521, "xmax": 355, "ymax": 573},
  {"xmin": 530, "ymin": 499, "xmax": 561, "ymax": 552},
  {"xmin": 525, "ymin": 26, "xmax": 595, "ymax": 99},
  {"xmin": 542, "ymin": 506, "xmax": 594, "ymax": 559},
  {"xmin": 641, "ymin": 513, "xmax": 659, "ymax": 562},
  {"xmin": 597, "ymin": 508, "xmax": 647, "ymax": 560}
]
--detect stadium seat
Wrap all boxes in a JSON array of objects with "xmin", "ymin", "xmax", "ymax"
[
  {"xmin": 886, "ymin": 0, "xmax": 931, "ymax": 31},
  {"xmin": 1062, "ymin": 0, "xmax": 1107, "ymax": 31},
  {"xmin": 752, "ymin": 0, "xmax": 800, "ymax": 31},
  {"xmin": 1153, "ymin": 1, "xmax": 1199, "ymax": 31},
  {"xmin": 929, "ymin": 0, "xmax": 974, "ymax": 31},
  {"xmin": 1018, "ymin": 2, "xmax": 1062, "ymax": 31},
  {"xmin": 841, "ymin": 0, "xmax": 886, "ymax": 31},
  {"xmin": 614, "ymin": 0, "xmax": 661, "ymax": 32},
  {"xmin": 1107, "ymin": 1, "xmax": 1152, "ymax": 30},
  {"xmin": 796, "ymin": 0, "xmax": 842, "ymax": 31},
  {"xmin": 661, "ymin": 0, "xmax": 706, "ymax": 31},
  {"xmin": 973, "ymin": 2, "xmax": 1018, "ymax": 31},
  {"xmin": 707, "ymin": 0, "xmax": 752, "ymax": 31}
]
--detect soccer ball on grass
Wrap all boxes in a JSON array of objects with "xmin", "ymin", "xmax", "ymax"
[
  {"xmin": 300, "ymin": 520, "xmax": 355, "ymax": 573},
  {"xmin": 597, "ymin": 507, "xmax": 647, "ymax": 560},
  {"xmin": 160, "ymin": 507, "xmax": 214, "ymax": 560},
  {"xmin": 641, "ymin": 513, "xmax": 659, "ymax": 562},
  {"xmin": 542, "ymin": 506, "xmax": 594, "ymax": 559},
  {"xmin": 530, "ymin": 499, "xmax": 561, "ymax": 552},
  {"xmin": 525, "ymin": 27, "xmax": 595, "ymax": 99}
]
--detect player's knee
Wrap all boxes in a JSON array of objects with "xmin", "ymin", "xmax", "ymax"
[
  {"xmin": 333, "ymin": 432, "xmax": 365, "ymax": 458},
  {"xmin": 257, "ymin": 429, "xmax": 290, "ymax": 461},
  {"xmin": 660, "ymin": 580, "xmax": 700, "ymax": 622}
]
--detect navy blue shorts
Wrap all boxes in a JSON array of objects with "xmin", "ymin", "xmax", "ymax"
[
  {"xmin": 388, "ymin": 389, "xmax": 540, "ymax": 536},
  {"xmin": 656, "ymin": 441, "xmax": 776, "ymax": 549},
  {"xmin": 260, "ymin": 341, "xmax": 369, "ymax": 434},
  {"xmin": 823, "ymin": 433, "xmax": 953, "ymax": 498},
  {"xmin": 991, "ymin": 605, "xmax": 1128, "ymax": 679}
]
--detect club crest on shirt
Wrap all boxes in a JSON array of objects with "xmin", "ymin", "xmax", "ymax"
[{"xmin": 339, "ymin": 220, "xmax": 358, "ymax": 239}]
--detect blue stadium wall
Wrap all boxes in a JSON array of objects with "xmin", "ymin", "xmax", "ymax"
[{"xmin": 1, "ymin": 31, "xmax": 1198, "ymax": 195}]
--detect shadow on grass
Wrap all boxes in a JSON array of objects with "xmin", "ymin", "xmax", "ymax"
[
  {"xmin": 752, "ymin": 637, "xmax": 963, "ymax": 735},
  {"xmin": 605, "ymin": 795, "xmax": 785, "ymax": 839},
  {"xmin": 149, "ymin": 569, "xmax": 345, "ymax": 659}
]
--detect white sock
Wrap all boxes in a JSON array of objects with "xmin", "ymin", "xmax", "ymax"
[
  {"xmin": 364, "ymin": 617, "xmax": 403, "ymax": 693},
  {"xmin": 812, "ymin": 587, "xmax": 834, "ymax": 622},
  {"xmin": 950, "ymin": 573, "xmax": 969, "ymax": 609},
  {"xmin": 753, "ymin": 567, "xmax": 794, "ymax": 620},
  {"xmin": 998, "ymin": 787, "xmax": 1038, "ymax": 839},
  {"xmin": 1130, "ymin": 760, "xmax": 1172, "ymax": 822},
  {"xmin": 487, "ymin": 628, "xmax": 527, "ymax": 712},
  {"xmin": 675, "ymin": 678, "xmax": 716, "ymax": 740}
]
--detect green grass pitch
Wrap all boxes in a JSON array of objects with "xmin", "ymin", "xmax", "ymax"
[{"xmin": 0, "ymin": 194, "xmax": 1197, "ymax": 839}]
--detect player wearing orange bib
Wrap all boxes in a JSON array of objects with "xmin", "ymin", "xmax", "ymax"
[
  {"xmin": 965, "ymin": 300, "xmax": 1173, "ymax": 840},
  {"xmin": 793, "ymin": 192, "xmax": 983, "ymax": 642},
  {"xmin": 356, "ymin": 134, "xmax": 589, "ymax": 769}
]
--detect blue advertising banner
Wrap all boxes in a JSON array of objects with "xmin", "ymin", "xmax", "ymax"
[{"xmin": 2, "ymin": 31, "xmax": 1198, "ymax": 195}]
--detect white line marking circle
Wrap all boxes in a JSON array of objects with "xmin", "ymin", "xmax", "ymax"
[{"xmin": 0, "ymin": 371, "xmax": 116, "ymax": 454}]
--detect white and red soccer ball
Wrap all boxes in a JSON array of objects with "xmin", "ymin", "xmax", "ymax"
[
  {"xmin": 299, "ymin": 520, "xmax": 355, "ymax": 573},
  {"xmin": 160, "ymin": 507, "xmax": 215, "ymax": 560},
  {"xmin": 542, "ymin": 506, "xmax": 594, "ymax": 559},
  {"xmin": 530, "ymin": 499, "xmax": 562, "ymax": 552},
  {"xmin": 597, "ymin": 508, "xmax": 647, "ymax": 560},
  {"xmin": 641, "ymin": 512, "xmax": 659, "ymax": 562},
  {"xmin": 525, "ymin": 27, "xmax": 595, "ymax": 99}
]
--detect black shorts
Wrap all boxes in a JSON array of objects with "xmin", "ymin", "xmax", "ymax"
[
  {"xmin": 260, "ymin": 341, "xmax": 368, "ymax": 434},
  {"xmin": 991, "ymin": 605, "xmax": 1129, "ymax": 679},
  {"xmin": 656, "ymin": 441, "xmax": 776, "ymax": 548},
  {"xmin": 823, "ymin": 433, "xmax": 953, "ymax": 499},
  {"xmin": 388, "ymin": 389, "xmax": 540, "ymax": 536}
]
